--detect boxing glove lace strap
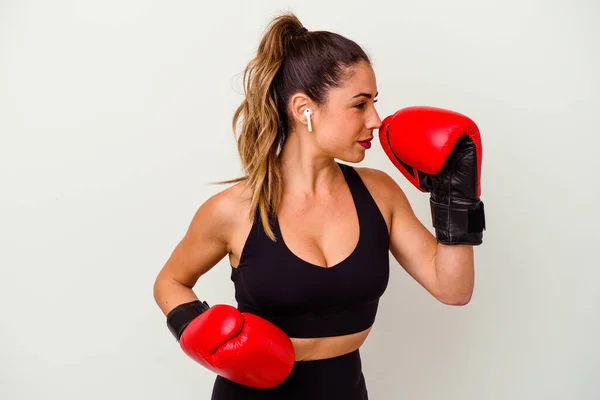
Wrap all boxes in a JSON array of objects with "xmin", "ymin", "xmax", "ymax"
[
  {"xmin": 166, "ymin": 300, "xmax": 210, "ymax": 341},
  {"xmin": 430, "ymin": 199, "xmax": 485, "ymax": 245}
]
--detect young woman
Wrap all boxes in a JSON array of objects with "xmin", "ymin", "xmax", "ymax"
[{"xmin": 153, "ymin": 12, "xmax": 484, "ymax": 400}]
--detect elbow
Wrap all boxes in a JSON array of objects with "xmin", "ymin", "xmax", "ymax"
[
  {"xmin": 437, "ymin": 291, "xmax": 473, "ymax": 306},
  {"xmin": 442, "ymin": 296, "xmax": 471, "ymax": 306},
  {"xmin": 153, "ymin": 277, "xmax": 165, "ymax": 307},
  {"xmin": 153, "ymin": 272, "xmax": 174, "ymax": 307}
]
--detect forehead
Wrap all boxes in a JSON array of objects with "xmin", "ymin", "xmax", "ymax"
[{"xmin": 332, "ymin": 62, "xmax": 378, "ymax": 98}]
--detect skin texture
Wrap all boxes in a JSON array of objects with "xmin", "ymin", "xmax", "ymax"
[{"xmin": 153, "ymin": 61, "xmax": 475, "ymax": 362}]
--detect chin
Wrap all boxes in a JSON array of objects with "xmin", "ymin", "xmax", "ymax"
[{"xmin": 334, "ymin": 151, "xmax": 366, "ymax": 164}]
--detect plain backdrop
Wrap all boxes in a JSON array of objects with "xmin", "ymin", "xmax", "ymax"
[{"xmin": 1, "ymin": 1, "xmax": 599, "ymax": 399}]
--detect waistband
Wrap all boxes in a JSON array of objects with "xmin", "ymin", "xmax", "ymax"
[{"xmin": 245, "ymin": 299, "xmax": 379, "ymax": 339}]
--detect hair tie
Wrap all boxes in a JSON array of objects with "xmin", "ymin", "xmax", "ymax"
[{"xmin": 292, "ymin": 27, "xmax": 308, "ymax": 37}]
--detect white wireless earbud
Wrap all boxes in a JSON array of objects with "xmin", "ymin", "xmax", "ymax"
[{"xmin": 304, "ymin": 108, "xmax": 312, "ymax": 132}]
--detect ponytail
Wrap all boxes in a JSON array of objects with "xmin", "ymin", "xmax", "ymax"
[{"xmin": 220, "ymin": 12, "xmax": 370, "ymax": 241}]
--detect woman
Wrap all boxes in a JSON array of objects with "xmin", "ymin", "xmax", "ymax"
[{"xmin": 153, "ymin": 12, "xmax": 484, "ymax": 400}]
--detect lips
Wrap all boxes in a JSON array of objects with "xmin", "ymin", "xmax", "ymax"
[{"xmin": 358, "ymin": 138, "xmax": 372, "ymax": 149}]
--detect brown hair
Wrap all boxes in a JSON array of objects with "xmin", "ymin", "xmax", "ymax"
[{"xmin": 221, "ymin": 12, "xmax": 371, "ymax": 240}]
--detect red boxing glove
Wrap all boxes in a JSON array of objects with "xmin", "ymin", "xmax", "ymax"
[
  {"xmin": 166, "ymin": 301, "xmax": 295, "ymax": 389},
  {"xmin": 379, "ymin": 106, "xmax": 485, "ymax": 245}
]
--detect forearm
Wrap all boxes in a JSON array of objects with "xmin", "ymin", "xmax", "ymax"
[
  {"xmin": 434, "ymin": 243, "xmax": 474, "ymax": 305},
  {"xmin": 153, "ymin": 277, "xmax": 199, "ymax": 316}
]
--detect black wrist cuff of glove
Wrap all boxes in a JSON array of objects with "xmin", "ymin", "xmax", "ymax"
[
  {"xmin": 166, "ymin": 300, "xmax": 210, "ymax": 341},
  {"xmin": 430, "ymin": 198, "xmax": 485, "ymax": 245}
]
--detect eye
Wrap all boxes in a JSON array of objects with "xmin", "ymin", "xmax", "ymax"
[{"xmin": 355, "ymin": 99, "xmax": 378, "ymax": 110}]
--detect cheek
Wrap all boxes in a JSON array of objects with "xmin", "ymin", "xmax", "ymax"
[
  {"xmin": 315, "ymin": 110, "xmax": 363, "ymax": 152},
  {"xmin": 321, "ymin": 111, "xmax": 359, "ymax": 137}
]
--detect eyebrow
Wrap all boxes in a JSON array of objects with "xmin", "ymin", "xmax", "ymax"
[{"xmin": 351, "ymin": 92, "xmax": 379, "ymax": 99}]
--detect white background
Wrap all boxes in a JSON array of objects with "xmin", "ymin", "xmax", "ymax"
[{"xmin": 1, "ymin": 1, "xmax": 599, "ymax": 399}]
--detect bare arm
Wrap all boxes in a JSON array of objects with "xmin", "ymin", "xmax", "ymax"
[
  {"xmin": 380, "ymin": 172, "xmax": 475, "ymax": 305},
  {"xmin": 153, "ymin": 190, "xmax": 234, "ymax": 316},
  {"xmin": 432, "ymin": 243, "xmax": 474, "ymax": 304}
]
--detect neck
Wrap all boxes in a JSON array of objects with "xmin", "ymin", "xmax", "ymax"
[{"xmin": 278, "ymin": 133, "xmax": 340, "ymax": 199}]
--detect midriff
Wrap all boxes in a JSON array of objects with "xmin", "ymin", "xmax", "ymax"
[{"xmin": 290, "ymin": 326, "xmax": 372, "ymax": 361}]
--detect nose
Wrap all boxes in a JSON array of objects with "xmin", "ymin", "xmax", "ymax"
[{"xmin": 368, "ymin": 109, "xmax": 383, "ymax": 131}]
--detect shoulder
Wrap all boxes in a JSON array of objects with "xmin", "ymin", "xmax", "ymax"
[
  {"xmin": 353, "ymin": 166, "xmax": 407, "ymax": 203},
  {"xmin": 352, "ymin": 166, "xmax": 412, "ymax": 224},
  {"xmin": 188, "ymin": 179, "xmax": 253, "ymax": 246},
  {"xmin": 354, "ymin": 167, "xmax": 412, "ymax": 221},
  {"xmin": 208, "ymin": 179, "xmax": 253, "ymax": 216}
]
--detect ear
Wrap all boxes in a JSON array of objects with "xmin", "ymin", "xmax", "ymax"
[{"xmin": 289, "ymin": 92, "xmax": 314, "ymax": 132}]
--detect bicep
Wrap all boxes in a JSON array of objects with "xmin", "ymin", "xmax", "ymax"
[{"xmin": 156, "ymin": 194, "xmax": 231, "ymax": 289}]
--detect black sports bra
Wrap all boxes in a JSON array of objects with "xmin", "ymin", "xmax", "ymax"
[{"xmin": 230, "ymin": 162, "xmax": 390, "ymax": 338}]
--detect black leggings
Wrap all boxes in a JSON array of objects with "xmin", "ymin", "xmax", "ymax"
[{"xmin": 210, "ymin": 349, "xmax": 368, "ymax": 400}]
